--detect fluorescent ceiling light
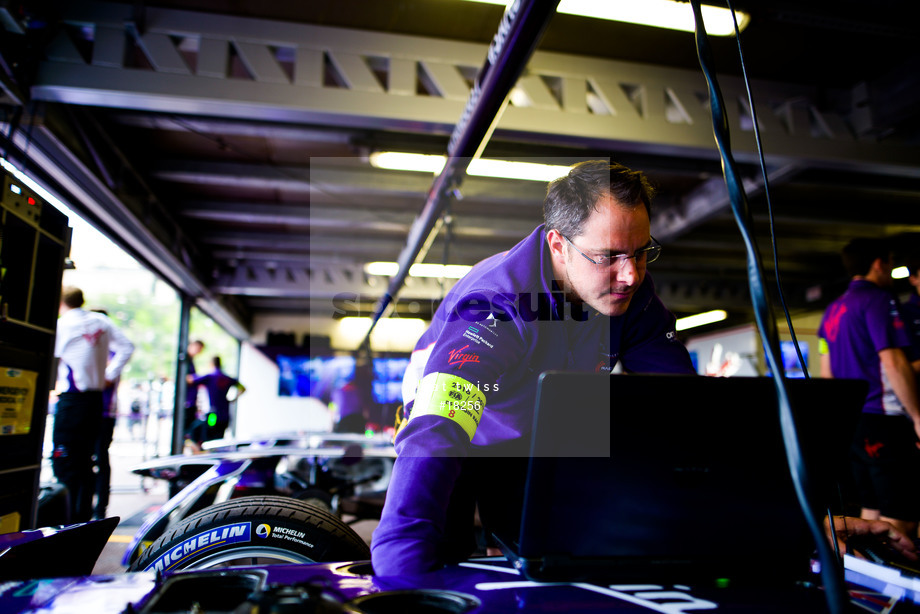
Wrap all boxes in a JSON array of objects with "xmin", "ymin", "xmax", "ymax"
[
  {"xmin": 369, "ymin": 152, "xmax": 446, "ymax": 174},
  {"xmin": 675, "ymin": 309, "xmax": 728, "ymax": 331},
  {"xmin": 338, "ymin": 317, "xmax": 428, "ymax": 345},
  {"xmin": 462, "ymin": 0, "xmax": 750, "ymax": 36},
  {"xmin": 892, "ymin": 266, "xmax": 910, "ymax": 280},
  {"xmin": 469, "ymin": 159, "xmax": 569, "ymax": 182},
  {"xmin": 408, "ymin": 263, "xmax": 473, "ymax": 278},
  {"xmin": 341, "ymin": 316, "xmax": 427, "ymax": 328},
  {"xmin": 369, "ymin": 151, "xmax": 569, "ymax": 182},
  {"xmin": 365, "ymin": 261, "xmax": 400, "ymax": 277},
  {"xmin": 365, "ymin": 261, "xmax": 472, "ymax": 279}
]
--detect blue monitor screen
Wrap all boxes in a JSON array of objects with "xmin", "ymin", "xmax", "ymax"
[
  {"xmin": 765, "ymin": 340, "xmax": 808, "ymax": 379},
  {"xmin": 277, "ymin": 354, "xmax": 410, "ymax": 404},
  {"xmin": 372, "ymin": 357, "xmax": 410, "ymax": 404},
  {"xmin": 781, "ymin": 340, "xmax": 808, "ymax": 378},
  {"xmin": 277, "ymin": 355, "xmax": 355, "ymax": 399}
]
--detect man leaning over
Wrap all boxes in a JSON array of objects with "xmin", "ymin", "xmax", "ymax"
[{"xmin": 371, "ymin": 160, "xmax": 695, "ymax": 575}]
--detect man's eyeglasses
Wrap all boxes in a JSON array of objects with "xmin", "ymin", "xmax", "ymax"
[{"xmin": 563, "ymin": 235, "xmax": 662, "ymax": 268}]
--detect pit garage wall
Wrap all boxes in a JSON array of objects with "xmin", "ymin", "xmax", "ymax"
[
  {"xmin": 235, "ymin": 311, "xmax": 830, "ymax": 437},
  {"xmin": 684, "ymin": 312, "xmax": 826, "ymax": 378},
  {"xmin": 234, "ymin": 343, "xmax": 332, "ymax": 439},
  {"xmin": 685, "ymin": 324, "xmax": 762, "ymax": 377},
  {"xmin": 233, "ymin": 314, "xmax": 422, "ymax": 439}
]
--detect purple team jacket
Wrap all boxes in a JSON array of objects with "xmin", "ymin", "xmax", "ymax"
[
  {"xmin": 371, "ymin": 225, "xmax": 694, "ymax": 575},
  {"xmin": 190, "ymin": 369, "xmax": 240, "ymax": 423},
  {"xmin": 818, "ymin": 279, "xmax": 911, "ymax": 415}
]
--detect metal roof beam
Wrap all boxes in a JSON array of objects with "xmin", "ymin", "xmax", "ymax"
[
  {"xmin": 652, "ymin": 165, "xmax": 803, "ymax": 242},
  {"xmin": 183, "ymin": 202, "xmax": 539, "ymax": 240},
  {"xmin": 0, "ymin": 120, "xmax": 251, "ymax": 338},
  {"xmin": 31, "ymin": 1, "xmax": 920, "ymax": 176},
  {"xmin": 211, "ymin": 262, "xmax": 459, "ymax": 301},
  {"xmin": 152, "ymin": 161, "xmax": 309, "ymax": 191}
]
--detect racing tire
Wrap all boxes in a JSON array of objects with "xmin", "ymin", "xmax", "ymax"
[{"xmin": 128, "ymin": 495, "xmax": 370, "ymax": 573}]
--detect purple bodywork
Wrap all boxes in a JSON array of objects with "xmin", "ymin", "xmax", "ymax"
[{"xmin": 0, "ymin": 554, "xmax": 901, "ymax": 613}]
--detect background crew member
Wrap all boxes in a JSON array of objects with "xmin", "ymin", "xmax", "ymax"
[
  {"xmin": 819, "ymin": 238, "xmax": 920, "ymax": 537},
  {"xmin": 89, "ymin": 307, "xmax": 128, "ymax": 520},
  {"xmin": 331, "ymin": 359, "xmax": 375, "ymax": 434},
  {"xmin": 900, "ymin": 254, "xmax": 920, "ymax": 375},
  {"xmin": 371, "ymin": 161, "xmax": 695, "ymax": 575},
  {"xmin": 54, "ymin": 286, "xmax": 134, "ymax": 522},
  {"xmin": 182, "ymin": 339, "xmax": 205, "ymax": 433},
  {"xmin": 185, "ymin": 355, "xmax": 246, "ymax": 452}
]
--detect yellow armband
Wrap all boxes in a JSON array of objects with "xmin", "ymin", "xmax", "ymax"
[{"xmin": 408, "ymin": 372, "xmax": 486, "ymax": 440}]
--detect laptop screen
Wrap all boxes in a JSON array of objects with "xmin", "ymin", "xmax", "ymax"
[{"xmin": 510, "ymin": 373, "xmax": 866, "ymax": 582}]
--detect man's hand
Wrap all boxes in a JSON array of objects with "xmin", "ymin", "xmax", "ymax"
[{"xmin": 825, "ymin": 515, "xmax": 918, "ymax": 561}]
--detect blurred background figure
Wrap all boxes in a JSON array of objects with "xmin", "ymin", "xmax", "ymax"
[
  {"xmin": 128, "ymin": 382, "xmax": 146, "ymax": 440},
  {"xmin": 185, "ymin": 356, "xmax": 246, "ymax": 453},
  {"xmin": 818, "ymin": 238, "xmax": 920, "ymax": 537},
  {"xmin": 331, "ymin": 359, "xmax": 375, "ymax": 434},
  {"xmin": 53, "ymin": 286, "xmax": 134, "ymax": 522},
  {"xmin": 900, "ymin": 254, "xmax": 920, "ymax": 377},
  {"xmin": 182, "ymin": 340, "xmax": 205, "ymax": 437},
  {"xmin": 89, "ymin": 307, "xmax": 130, "ymax": 520}
]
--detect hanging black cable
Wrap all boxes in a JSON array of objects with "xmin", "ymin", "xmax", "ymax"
[
  {"xmin": 725, "ymin": 0, "xmax": 809, "ymax": 380},
  {"xmin": 724, "ymin": 0, "xmax": 846, "ymax": 564},
  {"xmin": 689, "ymin": 2, "xmax": 847, "ymax": 612}
]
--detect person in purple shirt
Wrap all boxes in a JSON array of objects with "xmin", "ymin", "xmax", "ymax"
[
  {"xmin": 331, "ymin": 360, "xmax": 375, "ymax": 434},
  {"xmin": 901, "ymin": 255, "xmax": 920, "ymax": 374},
  {"xmin": 818, "ymin": 237, "xmax": 920, "ymax": 537},
  {"xmin": 185, "ymin": 355, "xmax": 246, "ymax": 452},
  {"xmin": 371, "ymin": 161, "xmax": 695, "ymax": 575},
  {"xmin": 183, "ymin": 339, "xmax": 205, "ymax": 432}
]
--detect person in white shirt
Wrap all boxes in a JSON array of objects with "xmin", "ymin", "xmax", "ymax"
[{"xmin": 53, "ymin": 286, "xmax": 134, "ymax": 522}]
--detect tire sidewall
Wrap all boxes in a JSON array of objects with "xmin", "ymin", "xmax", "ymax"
[{"xmin": 133, "ymin": 497, "xmax": 369, "ymax": 572}]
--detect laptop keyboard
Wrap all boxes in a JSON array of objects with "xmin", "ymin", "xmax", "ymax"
[{"xmin": 846, "ymin": 535, "xmax": 920, "ymax": 578}]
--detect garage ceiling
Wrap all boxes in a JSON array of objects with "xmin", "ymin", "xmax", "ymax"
[{"xmin": 1, "ymin": 0, "xmax": 918, "ymax": 341}]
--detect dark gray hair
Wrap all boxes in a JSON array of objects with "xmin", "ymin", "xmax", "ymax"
[{"xmin": 544, "ymin": 160, "xmax": 654, "ymax": 238}]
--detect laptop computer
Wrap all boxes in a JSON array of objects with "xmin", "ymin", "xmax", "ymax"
[{"xmin": 494, "ymin": 372, "xmax": 867, "ymax": 584}]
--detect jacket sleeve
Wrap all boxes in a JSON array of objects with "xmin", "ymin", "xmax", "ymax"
[
  {"xmin": 371, "ymin": 291, "xmax": 526, "ymax": 575},
  {"xmin": 866, "ymin": 291, "xmax": 911, "ymax": 352},
  {"xmin": 371, "ymin": 418, "xmax": 469, "ymax": 575},
  {"xmin": 104, "ymin": 318, "xmax": 135, "ymax": 382}
]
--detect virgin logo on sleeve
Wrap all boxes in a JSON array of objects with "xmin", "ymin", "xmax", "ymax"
[{"xmin": 447, "ymin": 345, "xmax": 481, "ymax": 369}]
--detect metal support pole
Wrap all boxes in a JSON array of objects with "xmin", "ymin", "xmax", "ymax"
[
  {"xmin": 171, "ymin": 294, "xmax": 193, "ymax": 456},
  {"xmin": 229, "ymin": 338, "xmax": 242, "ymax": 439},
  {"xmin": 360, "ymin": 0, "xmax": 559, "ymax": 347}
]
